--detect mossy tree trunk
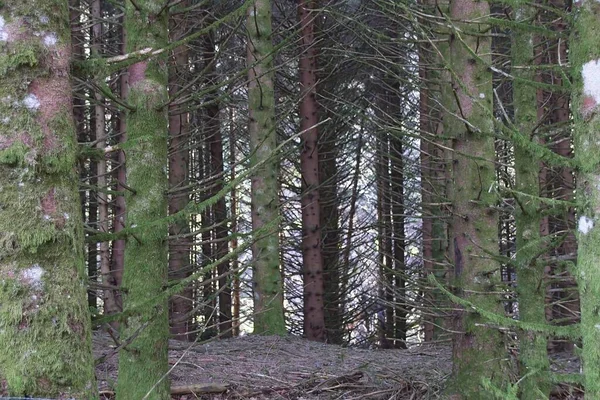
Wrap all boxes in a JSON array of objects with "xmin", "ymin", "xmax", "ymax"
[
  {"xmin": 116, "ymin": 1, "xmax": 170, "ymax": 399},
  {"xmin": 247, "ymin": 0, "xmax": 286, "ymax": 335},
  {"xmin": 571, "ymin": 0, "xmax": 600, "ymax": 397},
  {"xmin": 512, "ymin": 4, "xmax": 551, "ymax": 398},
  {"xmin": 0, "ymin": 1, "xmax": 96, "ymax": 397},
  {"xmin": 445, "ymin": 0, "xmax": 509, "ymax": 395}
]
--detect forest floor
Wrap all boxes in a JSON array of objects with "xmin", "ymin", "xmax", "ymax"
[
  {"xmin": 94, "ymin": 333, "xmax": 450, "ymax": 399},
  {"xmin": 94, "ymin": 333, "xmax": 583, "ymax": 399}
]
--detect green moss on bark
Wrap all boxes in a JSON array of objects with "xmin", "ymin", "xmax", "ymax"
[
  {"xmin": 115, "ymin": 1, "xmax": 170, "ymax": 399},
  {"xmin": 246, "ymin": 0, "xmax": 286, "ymax": 335},
  {"xmin": 0, "ymin": 1, "xmax": 96, "ymax": 398},
  {"xmin": 512, "ymin": 6, "xmax": 551, "ymax": 399},
  {"xmin": 571, "ymin": 0, "xmax": 600, "ymax": 397},
  {"xmin": 443, "ymin": 0, "xmax": 512, "ymax": 397}
]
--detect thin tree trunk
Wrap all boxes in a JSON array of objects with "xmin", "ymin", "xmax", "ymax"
[
  {"xmin": 202, "ymin": 27, "xmax": 232, "ymax": 338},
  {"xmin": 230, "ymin": 114, "xmax": 241, "ymax": 336},
  {"xmin": 116, "ymin": 1, "xmax": 170, "ymax": 398},
  {"xmin": 168, "ymin": 1, "xmax": 193, "ymax": 341},
  {"xmin": 0, "ymin": 1, "xmax": 96, "ymax": 396},
  {"xmin": 299, "ymin": 0, "xmax": 326, "ymax": 342},
  {"xmin": 390, "ymin": 135, "xmax": 406, "ymax": 349},
  {"xmin": 512, "ymin": 5, "xmax": 550, "ymax": 397},
  {"xmin": 247, "ymin": 0, "xmax": 286, "ymax": 335},
  {"xmin": 320, "ymin": 125, "xmax": 342, "ymax": 344},
  {"xmin": 110, "ymin": 17, "xmax": 128, "ymax": 323},
  {"xmin": 92, "ymin": 0, "xmax": 117, "ymax": 319}
]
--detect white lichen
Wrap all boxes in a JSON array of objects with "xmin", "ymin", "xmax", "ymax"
[
  {"xmin": 1, "ymin": 117, "xmax": 9, "ymax": 124},
  {"xmin": 578, "ymin": 215, "xmax": 594, "ymax": 235},
  {"xmin": 20, "ymin": 264, "xmax": 44, "ymax": 289},
  {"xmin": 22, "ymin": 94, "xmax": 40, "ymax": 110},
  {"xmin": 0, "ymin": 16, "xmax": 5, "ymax": 42},
  {"xmin": 39, "ymin": 15, "xmax": 49, "ymax": 24},
  {"xmin": 43, "ymin": 33, "xmax": 57, "ymax": 47},
  {"xmin": 479, "ymin": 93, "xmax": 485, "ymax": 99},
  {"xmin": 582, "ymin": 60, "xmax": 600, "ymax": 104},
  {"xmin": 63, "ymin": 212, "xmax": 70, "ymax": 220}
]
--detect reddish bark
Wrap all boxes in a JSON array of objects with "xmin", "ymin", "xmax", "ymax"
[
  {"xmin": 168, "ymin": 4, "xmax": 194, "ymax": 341},
  {"xmin": 299, "ymin": 0, "xmax": 326, "ymax": 342}
]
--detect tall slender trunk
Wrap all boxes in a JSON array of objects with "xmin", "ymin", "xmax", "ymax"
[
  {"xmin": 419, "ymin": 11, "xmax": 448, "ymax": 342},
  {"xmin": 230, "ymin": 113, "xmax": 241, "ymax": 336},
  {"xmin": 202, "ymin": 27, "xmax": 232, "ymax": 338},
  {"xmin": 110, "ymin": 17, "xmax": 127, "ymax": 323},
  {"xmin": 571, "ymin": 0, "xmax": 600, "ymax": 396},
  {"xmin": 247, "ymin": 0, "xmax": 286, "ymax": 334},
  {"xmin": 445, "ymin": 0, "xmax": 509, "ymax": 395},
  {"xmin": 512, "ymin": 5, "xmax": 550, "ymax": 398},
  {"xmin": 390, "ymin": 135, "xmax": 406, "ymax": 349},
  {"xmin": 376, "ymin": 132, "xmax": 393, "ymax": 349},
  {"xmin": 92, "ymin": 0, "xmax": 117, "ymax": 319},
  {"xmin": 116, "ymin": 1, "xmax": 170, "ymax": 398},
  {"xmin": 0, "ymin": 1, "xmax": 96, "ymax": 396},
  {"xmin": 320, "ymin": 125, "xmax": 342, "ymax": 343},
  {"xmin": 299, "ymin": 0, "xmax": 326, "ymax": 342},
  {"xmin": 168, "ymin": 2, "xmax": 193, "ymax": 341}
]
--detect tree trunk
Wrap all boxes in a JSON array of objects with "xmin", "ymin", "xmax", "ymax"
[
  {"xmin": 116, "ymin": 1, "xmax": 170, "ymax": 398},
  {"xmin": 512, "ymin": 5, "xmax": 550, "ymax": 397},
  {"xmin": 390, "ymin": 135, "xmax": 406, "ymax": 349},
  {"xmin": 230, "ymin": 114, "xmax": 241, "ymax": 336},
  {"xmin": 445, "ymin": 0, "xmax": 509, "ymax": 395},
  {"xmin": 168, "ymin": 1, "xmax": 193, "ymax": 341},
  {"xmin": 202, "ymin": 27, "xmax": 232, "ymax": 338},
  {"xmin": 247, "ymin": 0, "xmax": 286, "ymax": 335},
  {"xmin": 299, "ymin": 0, "xmax": 326, "ymax": 342},
  {"xmin": 320, "ymin": 123, "xmax": 342, "ymax": 344},
  {"xmin": 571, "ymin": 1, "xmax": 600, "ymax": 396},
  {"xmin": 0, "ymin": 1, "xmax": 96, "ymax": 396}
]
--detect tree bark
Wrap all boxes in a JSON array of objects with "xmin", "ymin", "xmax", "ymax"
[
  {"xmin": 247, "ymin": 0, "xmax": 286, "ymax": 335},
  {"xmin": 168, "ymin": 1, "xmax": 193, "ymax": 341},
  {"xmin": 299, "ymin": 0, "xmax": 326, "ymax": 342},
  {"xmin": 202, "ymin": 26, "xmax": 232, "ymax": 338},
  {"xmin": 512, "ymin": 4, "xmax": 551, "ymax": 397},
  {"xmin": 445, "ymin": 0, "xmax": 509, "ymax": 395},
  {"xmin": 0, "ymin": 1, "xmax": 96, "ymax": 397},
  {"xmin": 571, "ymin": 0, "xmax": 600, "ymax": 396},
  {"xmin": 116, "ymin": 1, "xmax": 170, "ymax": 398}
]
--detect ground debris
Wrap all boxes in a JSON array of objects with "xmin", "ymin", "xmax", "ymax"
[{"xmin": 94, "ymin": 333, "xmax": 450, "ymax": 399}]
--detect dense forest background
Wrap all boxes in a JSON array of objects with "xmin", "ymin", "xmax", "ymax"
[{"xmin": 1, "ymin": 0, "xmax": 600, "ymax": 398}]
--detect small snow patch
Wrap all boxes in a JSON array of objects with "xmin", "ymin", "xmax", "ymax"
[
  {"xmin": 20, "ymin": 264, "xmax": 44, "ymax": 289},
  {"xmin": 43, "ymin": 33, "xmax": 57, "ymax": 47},
  {"xmin": 582, "ymin": 60, "xmax": 600, "ymax": 105},
  {"xmin": 479, "ymin": 93, "xmax": 485, "ymax": 99},
  {"xmin": 595, "ymin": 324, "xmax": 600, "ymax": 330},
  {"xmin": 1, "ymin": 117, "xmax": 9, "ymax": 124},
  {"xmin": 0, "ymin": 32, "xmax": 7, "ymax": 42},
  {"xmin": 22, "ymin": 94, "xmax": 40, "ymax": 110},
  {"xmin": 0, "ymin": 16, "xmax": 5, "ymax": 30},
  {"xmin": 578, "ymin": 215, "xmax": 594, "ymax": 235}
]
